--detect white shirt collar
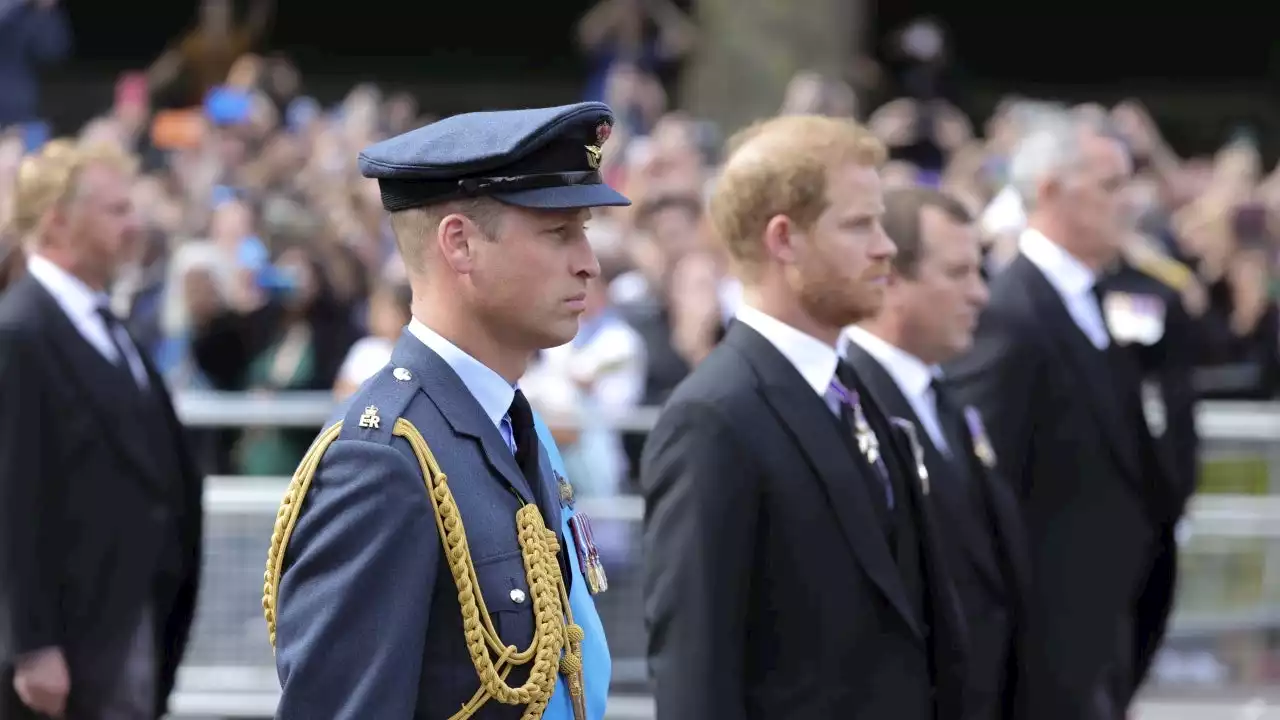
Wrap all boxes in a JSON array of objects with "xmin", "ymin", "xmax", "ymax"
[
  {"xmin": 1018, "ymin": 228, "xmax": 1097, "ymax": 300},
  {"xmin": 734, "ymin": 303, "xmax": 839, "ymax": 397},
  {"xmin": 406, "ymin": 317, "xmax": 515, "ymax": 428},
  {"xmin": 26, "ymin": 253, "xmax": 109, "ymax": 322},
  {"xmin": 841, "ymin": 325, "xmax": 939, "ymax": 399}
]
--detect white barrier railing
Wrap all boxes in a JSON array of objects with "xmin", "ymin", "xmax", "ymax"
[
  {"xmin": 205, "ymin": 474, "xmax": 1277, "ymax": 535},
  {"xmin": 173, "ymin": 390, "xmax": 663, "ymax": 432},
  {"xmin": 174, "ymin": 390, "xmax": 1280, "ymax": 440},
  {"xmin": 172, "ymin": 393, "xmax": 1280, "ymax": 718},
  {"xmin": 180, "ymin": 478, "xmax": 1280, "ymax": 719}
]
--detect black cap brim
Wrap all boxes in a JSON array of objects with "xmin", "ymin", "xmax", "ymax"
[{"xmin": 493, "ymin": 183, "xmax": 631, "ymax": 210}]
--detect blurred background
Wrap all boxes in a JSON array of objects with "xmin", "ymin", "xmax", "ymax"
[{"xmin": 5, "ymin": 0, "xmax": 1280, "ymax": 716}]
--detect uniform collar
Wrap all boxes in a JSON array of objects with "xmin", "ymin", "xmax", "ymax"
[{"xmin": 406, "ymin": 317, "xmax": 515, "ymax": 428}]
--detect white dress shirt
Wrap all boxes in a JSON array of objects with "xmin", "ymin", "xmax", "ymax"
[
  {"xmin": 735, "ymin": 303, "xmax": 840, "ymax": 413},
  {"xmin": 1018, "ymin": 229, "xmax": 1110, "ymax": 350},
  {"xmin": 27, "ymin": 253, "xmax": 150, "ymax": 387},
  {"xmin": 842, "ymin": 326, "xmax": 949, "ymax": 453}
]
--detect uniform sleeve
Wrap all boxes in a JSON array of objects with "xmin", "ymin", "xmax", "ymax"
[
  {"xmin": 0, "ymin": 327, "xmax": 60, "ymax": 658},
  {"xmin": 944, "ymin": 305, "xmax": 1043, "ymax": 501},
  {"xmin": 640, "ymin": 400, "xmax": 759, "ymax": 720},
  {"xmin": 274, "ymin": 437, "xmax": 438, "ymax": 720}
]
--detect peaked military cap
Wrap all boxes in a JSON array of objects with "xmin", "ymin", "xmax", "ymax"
[{"xmin": 358, "ymin": 101, "xmax": 631, "ymax": 212}]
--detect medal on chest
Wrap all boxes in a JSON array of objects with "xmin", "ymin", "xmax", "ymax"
[{"xmin": 558, "ymin": 471, "xmax": 608, "ymax": 595}]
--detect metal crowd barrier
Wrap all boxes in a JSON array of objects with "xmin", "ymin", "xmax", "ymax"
[
  {"xmin": 173, "ymin": 389, "xmax": 1280, "ymax": 440},
  {"xmin": 168, "ymin": 392, "xmax": 1280, "ymax": 718}
]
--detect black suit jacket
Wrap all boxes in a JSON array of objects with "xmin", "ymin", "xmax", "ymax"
[
  {"xmin": 844, "ymin": 341, "xmax": 1031, "ymax": 720},
  {"xmin": 1097, "ymin": 259, "xmax": 1199, "ymax": 691},
  {"xmin": 943, "ymin": 255, "xmax": 1180, "ymax": 720},
  {"xmin": 0, "ymin": 274, "xmax": 203, "ymax": 719},
  {"xmin": 1102, "ymin": 260, "xmax": 1199, "ymax": 511},
  {"xmin": 641, "ymin": 321, "xmax": 967, "ymax": 720}
]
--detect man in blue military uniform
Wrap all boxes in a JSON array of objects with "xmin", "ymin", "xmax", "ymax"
[{"xmin": 262, "ymin": 102, "xmax": 629, "ymax": 720}]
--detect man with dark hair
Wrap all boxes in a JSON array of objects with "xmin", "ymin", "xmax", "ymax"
[{"xmin": 843, "ymin": 186, "xmax": 1031, "ymax": 720}]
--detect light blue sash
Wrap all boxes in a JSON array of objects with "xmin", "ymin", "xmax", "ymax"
[{"xmin": 533, "ymin": 412, "xmax": 611, "ymax": 720}]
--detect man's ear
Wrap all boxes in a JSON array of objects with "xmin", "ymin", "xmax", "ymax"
[
  {"xmin": 436, "ymin": 213, "xmax": 479, "ymax": 275},
  {"xmin": 1037, "ymin": 173, "xmax": 1065, "ymax": 206},
  {"xmin": 762, "ymin": 214, "xmax": 799, "ymax": 265},
  {"xmin": 38, "ymin": 201, "xmax": 71, "ymax": 243}
]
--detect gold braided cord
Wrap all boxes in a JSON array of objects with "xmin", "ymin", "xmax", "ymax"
[{"xmin": 262, "ymin": 418, "xmax": 587, "ymax": 720}]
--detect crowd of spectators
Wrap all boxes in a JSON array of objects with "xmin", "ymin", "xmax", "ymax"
[{"xmin": 3, "ymin": 6, "xmax": 1280, "ymax": 493}]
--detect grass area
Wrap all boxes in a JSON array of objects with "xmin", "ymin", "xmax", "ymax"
[{"xmin": 1198, "ymin": 455, "xmax": 1271, "ymax": 496}]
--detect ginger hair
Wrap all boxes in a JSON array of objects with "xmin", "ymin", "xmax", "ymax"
[{"xmin": 709, "ymin": 115, "xmax": 886, "ymax": 279}]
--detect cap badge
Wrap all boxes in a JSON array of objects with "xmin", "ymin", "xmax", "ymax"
[{"xmin": 585, "ymin": 121, "xmax": 611, "ymax": 170}]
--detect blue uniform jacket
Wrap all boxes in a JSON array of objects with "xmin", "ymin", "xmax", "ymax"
[{"xmin": 272, "ymin": 330, "xmax": 610, "ymax": 719}]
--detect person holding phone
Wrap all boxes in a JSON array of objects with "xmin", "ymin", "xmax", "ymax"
[{"xmin": 189, "ymin": 243, "xmax": 359, "ymax": 476}]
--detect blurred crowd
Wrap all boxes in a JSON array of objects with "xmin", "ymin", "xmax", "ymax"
[{"xmin": 2, "ymin": 3, "xmax": 1279, "ymax": 490}]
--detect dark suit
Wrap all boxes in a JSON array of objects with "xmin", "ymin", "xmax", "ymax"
[
  {"xmin": 0, "ymin": 274, "xmax": 203, "ymax": 720},
  {"xmin": 1101, "ymin": 259, "xmax": 1199, "ymax": 510},
  {"xmin": 844, "ymin": 341, "xmax": 1031, "ymax": 720},
  {"xmin": 1097, "ymin": 259, "xmax": 1199, "ymax": 690},
  {"xmin": 641, "ymin": 320, "xmax": 967, "ymax": 720},
  {"xmin": 944, "ymin": 255, "xmax": 1181, "ymax": 720}
]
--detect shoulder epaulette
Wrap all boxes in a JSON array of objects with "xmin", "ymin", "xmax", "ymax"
[
  {"xmin": 1126, "ymin": 241, "xmax": 1193, "ymax": 292},
  {"xmin": 337, "ymin": 365, "xmax": 420, "ymax": 445}
]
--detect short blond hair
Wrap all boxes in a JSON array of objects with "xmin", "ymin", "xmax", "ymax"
[
  {"xmin": 388, "ymin": 197, "xmax": 503, "ymax": 272},
  {"xmin": 9, "ymin": 139, "xmax": 138, "ymax": 241},
  {"xmin": 710, "ymin": 115, "xmax": 885, "ymax": 275}
]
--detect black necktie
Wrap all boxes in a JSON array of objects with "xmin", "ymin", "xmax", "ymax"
[
  {"xmin": 97, "ymin": 306, "xmax": 142, "ymax": 388},
  {"xmin": 507, "ymin": 389, "xmax": 541, "ymax": 483},
  {"xmin": 1090, "ymin": 277, "xmax": 1107, "ymax": 309},
  {"xmin": 1090, "ymin": 278, "xmax": 1119, "ymax": 347},
  {"xmin": 929, "ymin": 377, "xmax": 966, "ymax": 455},
  {"xmin": 509, "ymin": 390, "xmax": 573, "ymax": 587}
]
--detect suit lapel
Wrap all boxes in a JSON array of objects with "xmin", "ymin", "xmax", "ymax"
[
  {"xmin": 869, "ymin": 393, "xmax": 970, "ymax": 692},
  {"xmin": 29, "ymin": 278, "xmax": 167, "ymax": 496},
  {"xmin": 951, "ymin": 410, "xmax": 1033, "ymax": 614},
  {"xmin": 389, "ymin": 331, "xmax": 536, "ymax": 505},
  {"xmin": 1010, "ymin": 256, "xmax": 1143, "ymax": 483},
  {"xmin": 844, "ymin": 344, "xmax": 1007, "ymax": 595},
  {"xmin": 724, "ymin": 323, "xmax": 923, "ymax": 640}
]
